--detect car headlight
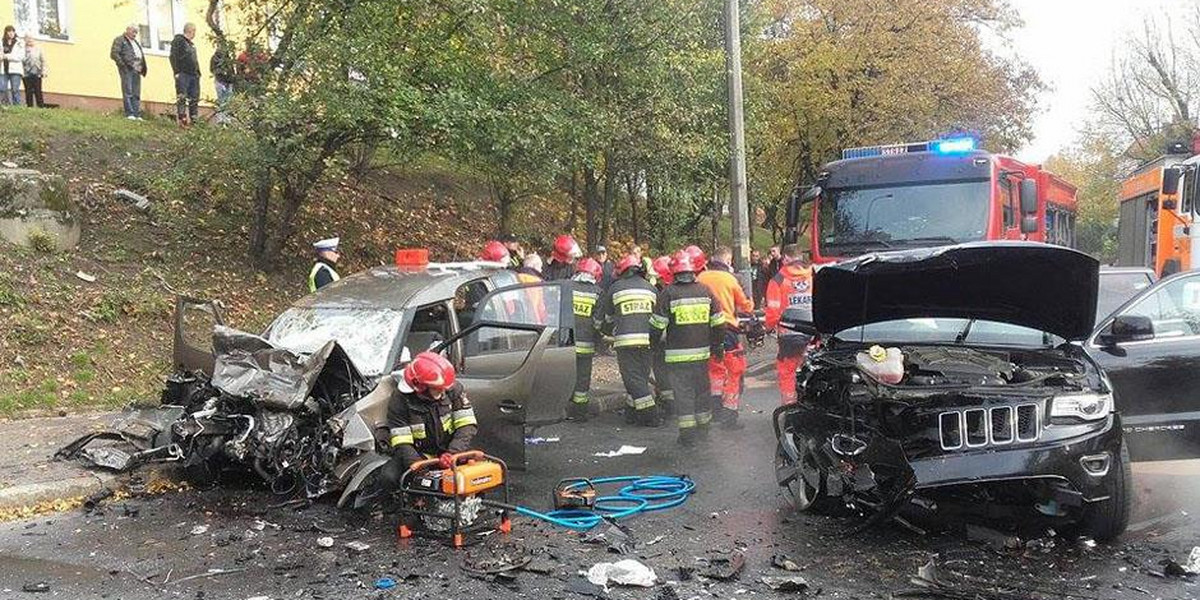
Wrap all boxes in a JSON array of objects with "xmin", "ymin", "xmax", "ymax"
[{"xmin": 1050, "ymin": 393, "xmax": 1113, "ymax": 421}]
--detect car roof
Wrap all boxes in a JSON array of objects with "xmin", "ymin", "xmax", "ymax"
[{"xmin": 289, "ymin": 265, "xmax": 505, "ymax": 310}]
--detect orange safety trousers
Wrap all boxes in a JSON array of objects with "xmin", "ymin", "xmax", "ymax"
[{"xmin": 707, "ymin": 342, "xmax": 747, "ymax": 410}]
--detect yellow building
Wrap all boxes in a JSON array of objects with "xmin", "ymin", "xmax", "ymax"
[{"xmin": 2, "ymin": 0, "xmax": 223, "ymax": 114}]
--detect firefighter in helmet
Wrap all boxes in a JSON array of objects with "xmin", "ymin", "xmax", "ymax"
[
  {"xmin": 544, "ymin": 234, "xmax": 582, "ymax": 281},
  {"xmin": 569, "ymin": 257, "xmax": 603, "ymax": 421},
  {"xmin": 650, "ymin": 255, "xmax": 675, "ymax": 414},
  {"xmin": 378, "ymin": 352, "xmax": 479, "ymax": 491},
  {"xmin": 596, "ymin": 254, "xmax": 662, "ymax": 426},
  {"xmin": 650, "ymin": 249, "xmax": 724, "ymax": 445}
]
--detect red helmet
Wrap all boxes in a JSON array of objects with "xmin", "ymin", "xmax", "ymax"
[
  {"xmin": 401, "ymin": 352, "xmax": 456, "ymax": 395},
  {"xmin": 671, "ymin": 249, "xmax": 704, "ymax": 274},
  {"xmin": 480, "ymin": 240, "xmax": 510, "ymax": 263},
  {"xmin": 683, "ymin": 245, "xmax": 706, "ymax": 270},
  {"xmin": 575, "ymin": 257, "xmax": 603, "ymax": 282},
  {"xmin": 551, "ymin": 234, "xmax": 582, "ymax": 263},
  {"xmin": 652, "ymin": 256, "xmax": 673, "ymax": 285},
  {"xmin": 615, "ymin": 254, "xmax": 642, "ymax": 276}
]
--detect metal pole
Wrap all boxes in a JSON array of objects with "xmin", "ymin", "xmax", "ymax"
[{"xmin": 724, "ymin": 0, "xmax": 753, "ymax": 289}]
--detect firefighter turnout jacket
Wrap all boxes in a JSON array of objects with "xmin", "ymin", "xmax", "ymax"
[
  {"xmin": 597, "ymin": 275, "xmax": 658, "ymax": 349},
  {"xmin": 650, "ymin": 273, "xmax": 725, "ymax": 363},
  {"xmin": 573, "ymin": 278, "xmax": 601, "ymax": 355},
  {"xmin": 386, "ymin": 382, "xmax": 478, "ymax": 466}
]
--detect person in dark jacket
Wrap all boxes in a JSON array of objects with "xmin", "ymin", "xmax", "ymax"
[
  {"xmin": 110, "ymin": 25, "xmax": 146, "ymax": 119},
  {"xmin": 169, "ymin": 23, "xmax": 200, "ymax": 126},
  {"xmin": 569, "ymin": 258, "xmax": 604, "ymax": 421},
  {"xmin": 210, "ymin": 39, "xmax": 235, "ymax": 123},
  {"xmin": 377, "ymin": 352, "xmax": 478, "ymax": 492},
  {"xmin": 594, "ymin": 245, "xmax": 615, "ymax": 290},
  {"xmin": 596, "ymin": 255, "xmax": 662, "ymax": 427},
  {"xmin": 544, "ymin": 234, "xmax": 581, "ymax": 281},
  {"xmin": 650, "ymin": 250, "xmax": 725, "ymax": 446}
]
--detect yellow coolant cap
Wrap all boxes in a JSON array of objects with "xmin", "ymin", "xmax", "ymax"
[{"xmin": 868, "ymin": 345, "xmax": 887, "ymax": 362}]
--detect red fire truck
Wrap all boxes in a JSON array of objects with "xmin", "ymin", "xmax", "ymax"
[{"xmin": 782, "ymin": 138, "xmax": 1079, "ymax": 263}]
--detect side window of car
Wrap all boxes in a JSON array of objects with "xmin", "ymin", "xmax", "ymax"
[{"xmin": 1120, "ymin": 275, "xmax": 1200, "ymax": 339}]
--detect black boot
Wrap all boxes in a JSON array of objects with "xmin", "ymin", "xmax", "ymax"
[
  {"xmin": 567, "ymin": 402, "xmax": 590, "ymax": 422},
  {"xmin": 718, "ymin": 409, "xmax": 744, "ymax": 430},
  {"xmin": 624, "ymin": 405, "xmax": 637, "ymax": 425},
  {"xmin": 637, "ymin": 407, "xmax": 664, "ymax": 428},
  {"xmin": 677, "ymin": 427, "xmax": 697, "ymax": 447}
]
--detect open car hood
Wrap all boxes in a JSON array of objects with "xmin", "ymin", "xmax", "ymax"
[{"xmin": 813, "ymin": 242, "xmax": 1099, "ymax": 340}]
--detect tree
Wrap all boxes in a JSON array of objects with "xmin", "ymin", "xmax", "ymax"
[
  {"xmin": 745, "ymin": 0, "xmax": 1043, "ymax": 230},
  {"xmin": 1044, "ymin": 128, "xmax": 1126, "ymax": 261}
]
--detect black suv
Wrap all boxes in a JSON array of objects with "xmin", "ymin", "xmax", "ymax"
[{"xmin": 774, "ymin": 243, "xmax": 1133, "ymax": 539}]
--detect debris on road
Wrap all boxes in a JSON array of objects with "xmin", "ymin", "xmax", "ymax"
[
  {"xmin": 344, "ymin": 540, "xmax": 370, "ymax": 554},
  {"xmin": 592, "ymin": 445, "xmax": 647, "ymax": 457},
  {"xmin": 316, "ymin": 536, "xmax": 334, "ymax": 548},
  {"xmin": 189, "ymin": 524, "xmax": 209, "ymax": 536},
  {"xmin": 771, "ymin": 553, "xmax": 803, "ymax": 571},
  {"xmin": 374, "ymin": 577, "xmax": 397, "ymax": 590},
  {"xmin": 22, "ymin": 582, "xmax": 51, "ymax": 593},
  {"xmin": 965, "ymin": 524, "xmax": 1022, "ymax": 553},
  {"xmin": 566, "ymin": 577, "xmax": 605, "ymax": 597},
  {"xmin": 461, "ymin": 549, "xmax": 532, "ymax": 580},
  {"xmin": 698, "ymin": 550, "xmax": 745, "ymax": 580},
  {"xmin": 525, "ymin": 436, "xmax": 561, "ymax": 445},
  {"xmin": 82, "ymin": 487, "xmax": 114, "ymax": 512},
  {"xmin": 581, "ymin": 522, "xmax": 636, "ymax": 555},
  {"xmin": 762, "ymin": 576, "xmax": 808, "ymax": 592},
  {"xmin": 74, "ymin": 271, "xmax": 97, "ymax": 283},
  {"xmin": 586, "ymin": 559, "xmax": 657, "ymax": 588},
  {"xmin": 115, "ymin": 188, "xmax": 151, "ymax": 211},
  {"xmin": 1184, "ymin": 546, "xmax": 1200, "ymax": 576}
]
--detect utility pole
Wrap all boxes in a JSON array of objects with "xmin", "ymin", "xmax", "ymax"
[{"xmin": 724, "ymin": 0, "xmax": 752, "ymax": 286}]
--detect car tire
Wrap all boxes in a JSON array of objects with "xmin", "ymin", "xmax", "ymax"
[
  {"xmin": 1075, "ymin": 442, "xmax": 1132, "ymax": 542},
  {"xmin": 775, "ymin": 434, "xmax": 837, "ymax": 514}
]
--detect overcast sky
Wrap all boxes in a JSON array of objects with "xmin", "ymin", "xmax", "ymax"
[{"xmin": 1003, "ymin": 0, "xmax": 1175, "ymax": 163}]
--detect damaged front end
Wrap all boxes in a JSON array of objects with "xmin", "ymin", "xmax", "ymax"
[
  {"xmin": 774, "ymin": 343, "xmax": 1122, "ymax": 529},
  {"xmin": 58, "ymin": 326, "xmax": 370, "ymax": 499}
]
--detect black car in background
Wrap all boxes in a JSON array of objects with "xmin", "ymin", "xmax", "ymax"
[{"xmin": 774, "ymin": 243, "xmax": 1200, "ymax": 541}]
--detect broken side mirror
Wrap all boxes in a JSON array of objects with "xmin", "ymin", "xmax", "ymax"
[
  {"xmin": 1100, "ymin": 315, "xmax": 1154, "ymax": 347},
  {"xmin": 1019, "ymin": 178, "xmax": 1038, "ymax": 214},
  {"xmin": 1162, "ymin": 167, "xmax": 1182, "ymax": 196},
  {"xmin": 1020, "ymin": 214, "xmax": 1038, "ymax": 235}
]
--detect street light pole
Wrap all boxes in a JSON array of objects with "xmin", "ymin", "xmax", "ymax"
[{"xmin": 724, "ymin": 0, "xmax": 752, "ymax": 282}]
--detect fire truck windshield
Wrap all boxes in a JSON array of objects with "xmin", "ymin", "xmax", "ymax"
[{"xmin": 817, "ymin": 180, "xmax": 990, "ymax": 255}]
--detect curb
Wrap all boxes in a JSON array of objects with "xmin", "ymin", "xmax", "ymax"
[{"xmin": 0, "ymin": 472, "xmax": 119, "ymax": 512}]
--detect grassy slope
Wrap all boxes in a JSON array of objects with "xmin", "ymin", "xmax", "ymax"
[{"xmin": 0, "ymin": 108, "xmax": 562, "ymax": 418}]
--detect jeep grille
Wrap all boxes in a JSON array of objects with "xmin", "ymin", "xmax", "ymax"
[{"xmin": 939, "ymin": 404, "xmax": 1040, "ymax": 450}]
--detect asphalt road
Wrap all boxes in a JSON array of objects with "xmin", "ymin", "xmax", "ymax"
[{"xmin": 3, "ymin": 372, "xmax": 1200, "ymax": 600}]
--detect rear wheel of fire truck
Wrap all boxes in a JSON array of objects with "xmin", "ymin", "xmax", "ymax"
[
  {"xmin": 1074, "ymin": 442, "xmax": 1132, "ymax": 542},
  {"xmin": 775, "ymin": 434, "xmax": 831, "ymax": 513}
]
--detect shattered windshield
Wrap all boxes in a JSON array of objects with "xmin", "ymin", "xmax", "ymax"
[
  {"xmin": 266, "ymin": 307, "xmax": 405, "ymax": 376},
  {"xmin": 835, "ymin": 318, "xmax": 1062, "ymax": 347},
  {"xmin": 817, "ymin": 181, "xmax": 990, "ymax": 254}
]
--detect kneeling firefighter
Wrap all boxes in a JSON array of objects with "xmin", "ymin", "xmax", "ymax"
[{"xmin": 378, "ymin": 352, "xmax": 479, "ymax": 491}]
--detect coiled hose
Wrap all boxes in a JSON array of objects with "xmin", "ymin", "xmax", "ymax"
[{"xmin": 510, "ymin": 475, "xmax": 695, "ymax": 531}]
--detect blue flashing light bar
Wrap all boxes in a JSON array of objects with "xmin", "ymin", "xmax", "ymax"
[{"xmin": 841, "ymin": 137, "xmax": 979, "ymax": 160}]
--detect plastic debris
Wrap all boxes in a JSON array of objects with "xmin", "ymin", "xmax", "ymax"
[
  {"xmin": 586, "ymin": 559, "xmax": 658, "ymax": 588},
  {"xmin": 345, "ymin": 540, "xmax": 370, "ymax": 554},
  {"xmin": 316, "ymin": 536, "xmax": 334, "ymax": 548},
  {"xmin": 190, "ymin": 524, "xmax": 209, "ymax": 535},
  {"xmin": 75, "ymin": 271, "xmax": 97, "ymax": 283},
  {"xmin": 592, "ymin": 445, "xmax": 647, "ymax": 458},
  {"xmin": 374, "ymin": 577, "xmax": 397, "ymax": 590},
  {"xmin": 246, "ymin": 596, "xmax": 271, "ymax": 600},
  {"xmin": 1183, "ymin": 546, "xmax": 1200, "ymax": 576},
  {"xmin": 116, "ymin": 188, "xmax": 152, "ymax": 211},
  {"xmin": 582, "ymin": 522, "xmax": 636, "ymax": 555},
  {"xmin": 22, "ymin": 582, "xmax": 50, "ymax": 593},
  {"xmin": 772, "ymin": 554, "xmax": 802, "ymax": 572},
  {"xmin": 966, "ymin": 524, "xmax": 1022, "ymax": 552},
  {"xmin": 525, "ymin": 436, "xmax": 561, "ymax": 445},
  {"xmin": 698, "ymin": 551, "xmax": 745, "ymax": 580},
  {"xmin": 762, "ymin": 576, "xmax": 808, "ymax": 591}
]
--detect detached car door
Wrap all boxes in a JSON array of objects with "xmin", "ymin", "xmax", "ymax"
[
  {"xmin": 437, "ymin": 281, "xmax": 575, "ymax": 468},
  {"xmin": 1089, "ymin": 272, "xmax": 1200, "ymax": 461}
]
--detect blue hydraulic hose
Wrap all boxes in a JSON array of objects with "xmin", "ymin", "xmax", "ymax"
[{"xmin": 511, "ymin": 475, "xmax": 696, "ymax": 531}]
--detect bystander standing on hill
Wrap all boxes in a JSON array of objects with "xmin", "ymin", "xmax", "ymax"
[
  {"xmin": 170, "ymin": 23, "xmax": 201, "ymax": 127},
  {"xmin": 1, "ymin": 26, "xmax": 24, "ymax": 106},
  {"xmin": 110, "ymin": 25, "xmax": 147, "ymax": 120},
  {"xmin": 21, "ymin": 35, "xmax": 46, "ymax": 108},
  {"xmin": 210, "ymin": 39, "xmax": 236, "ymax": 123}
]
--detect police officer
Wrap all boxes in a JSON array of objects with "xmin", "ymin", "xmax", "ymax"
[
  {"xmin": 308, "ymin": 237, "xmax": 341, "ymax": 293},
  {"xmin": 596, "ymin": 254, "xmax": 662, "ymax": 427},
  {"xmin": 569, "ymin": 258, "xmax": 603, "ymax": 421},
  {"xmin": 544, "ymin": 234, "xmax": 582, "ymax": 281},
  {"xmin": 651, "ymin": 249, "xmax": 724, "ymax": 446},
  {"xmin": 377, "ymin": 352, "xmax": 478, "ymax": 492},
  {"xmin": 764, "ymin": 244, "xmax": 814, "ymax": 405}
]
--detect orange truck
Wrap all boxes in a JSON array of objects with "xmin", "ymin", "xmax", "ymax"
[{"xmin": 1116, "ymin": 152, "xmax": 1196, "ymax": 276}]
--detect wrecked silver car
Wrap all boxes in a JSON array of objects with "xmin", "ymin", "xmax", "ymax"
[
  {"xmin": 773, "ymin": 243, "xmax": 1131, "ymax": 540},
  {"xmin": 58, "ymin": 262, "xmax": 576, "ymax": 507}
]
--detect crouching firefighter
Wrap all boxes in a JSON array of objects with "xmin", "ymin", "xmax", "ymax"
[
  {"xmin": 569, "ymin": 257, "xmax": 603, "ymax": 421},
  {"xmin": 651, "ymin": 249, "xmax": 725, "ymax": 446},
  {"xmin": 378, "ymin": 352, "xmax": 479, "ymax": 492},
  {"xmin": 597, "ymin": 254, "xmax": 662, "ymax": 427}
]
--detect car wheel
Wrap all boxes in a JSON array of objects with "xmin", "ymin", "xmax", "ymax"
[
  {"xmin": 1075, "ymin": 442, "xmax": 1132, "ymax": 542},
  {"xmin": 775, "ymin": 434, "xmax": 825, "ymax": 512}
]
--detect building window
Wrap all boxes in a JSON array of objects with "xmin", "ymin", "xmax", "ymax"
[
  {"xmin": 12, "ymin": 0, "xmax": 71, "ymax": 41},
  {"xmin": 137, "ymin": 0, "xmax": 186, "ymax": 53}
]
